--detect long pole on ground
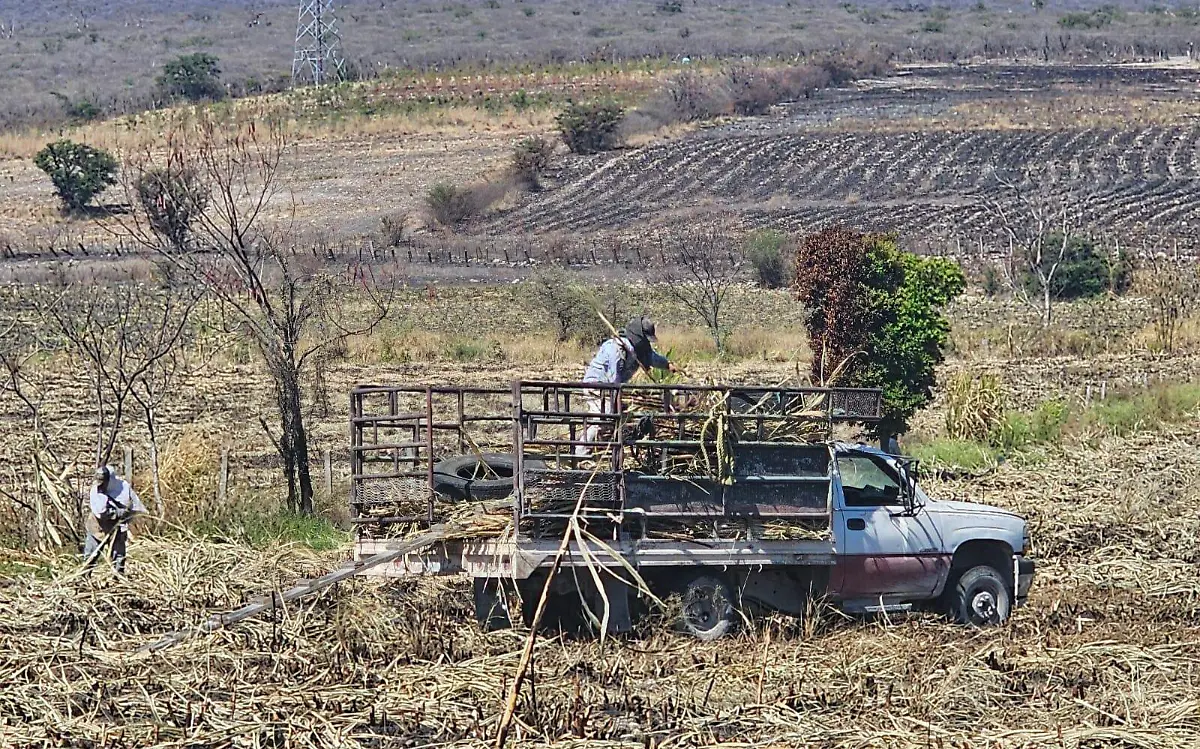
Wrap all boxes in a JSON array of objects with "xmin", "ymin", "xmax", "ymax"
[{"xmin": 494, "ymin": 469, "xmax": 597, "ymax": 748}]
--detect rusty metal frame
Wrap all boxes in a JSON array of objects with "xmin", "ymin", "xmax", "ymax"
[
  {"xmin": 349, "ymin": 384, "xmax": 511, "ymax": 528},
  {"xmin": 349, "ymin": 380, "xmax": 883, "ymax": 534}
]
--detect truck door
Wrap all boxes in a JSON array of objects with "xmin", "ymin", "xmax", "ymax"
[{"xmin": 831, "ymin": 452, "xmax": 947, "ymax": 599}]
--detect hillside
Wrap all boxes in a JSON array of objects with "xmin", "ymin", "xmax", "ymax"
[{"xmin": 3, "ymin": 0, "xmax": 1199, "ymax": 127}]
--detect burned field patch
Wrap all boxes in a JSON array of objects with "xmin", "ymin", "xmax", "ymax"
[{"xmin": 493, "ymin": 124, "xmax": 1200, "ymax": 248}]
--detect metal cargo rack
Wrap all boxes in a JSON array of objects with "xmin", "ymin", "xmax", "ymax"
[
  {"xmin": 511, "ymin": 381, "xmax": 881, "ymax": 539},
  {"xmin": 350, "ymin": 381, "xmax": 882, "ymax": 541},
  {"xmin": 349, "ymin": 385, "xmax": 513, "ymax": 529}
]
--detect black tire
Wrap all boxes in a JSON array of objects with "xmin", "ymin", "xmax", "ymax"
[
  {"xmin": 432, "ymin": 453, "xmax": 545, "ymax": 500},
  {"xmin": 951, "ymin": 565, "xmax": 1012, "ymax": 626},
  {"xmin": 473, "ymin": 577, "xmax": 513, "ymax": 631},
  {"xmin": 473, "ymin": 576, "xmax": 540, "ymax": 631},
  {"xmin": 679, "ymin": 574, "xmax": 737, "ymax": 641}
]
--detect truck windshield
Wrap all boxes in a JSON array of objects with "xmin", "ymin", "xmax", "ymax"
[{"xmin": 837, "ymin": 454, "xmax": 902, "ymax": 507}]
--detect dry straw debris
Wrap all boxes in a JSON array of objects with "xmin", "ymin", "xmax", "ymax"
[{"xmin": 3, "ymin": 422, "xmax": 1200, "ymax": 746}]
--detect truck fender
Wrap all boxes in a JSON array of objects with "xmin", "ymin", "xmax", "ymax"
[{"xmin": 935, "ymin": 538, "xmax": 1015, "ymax": 598}]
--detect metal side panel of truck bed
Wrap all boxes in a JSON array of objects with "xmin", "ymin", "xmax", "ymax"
[{"xmin": 356, "ymin": 537, "xmax": 837, "ymax": 579}]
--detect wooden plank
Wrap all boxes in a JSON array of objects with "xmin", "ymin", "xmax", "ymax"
[{"xmin": 137, "ymin": 524, "xmax": 450, "ymax": 653}]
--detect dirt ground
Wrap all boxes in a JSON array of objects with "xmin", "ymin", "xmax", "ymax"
[{"xmin": 8, "ymin": 61, "xmax": 1200, "ymax": 261}]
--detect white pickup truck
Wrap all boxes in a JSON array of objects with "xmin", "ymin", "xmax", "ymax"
[{"xmin": 351, "ymin": 382, "xmax": 1035, "ymax": 639}]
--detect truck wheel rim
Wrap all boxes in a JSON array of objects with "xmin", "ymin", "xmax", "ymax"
[
  {"xmin": 970, "ymin": 590, "xmax": 998, "ymax": 622},
  {"xmin": 685, "ymin": 589, "xmax": 719, "ymax": 630}
]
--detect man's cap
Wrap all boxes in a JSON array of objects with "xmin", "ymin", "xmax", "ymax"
[
  {"xmin": 624, "ymin": 316, "xmax": 657, "ymax": 344},
  {"xmin": 642, "ymin": 317, "xmax": 658, "ymax": 343},
  {"xmin": 93, "ymin": 465, "xmax": 110, "ymax": 485}
]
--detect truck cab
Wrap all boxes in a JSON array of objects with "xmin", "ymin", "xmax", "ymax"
[{"xmin": 828, "ymin": 443, "xmax": 1034, "ymax": 625}]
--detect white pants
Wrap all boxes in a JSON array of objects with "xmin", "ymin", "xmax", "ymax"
[{"xmin": 577, "ymin": 389, "xmax": 606, "ymax": 457}]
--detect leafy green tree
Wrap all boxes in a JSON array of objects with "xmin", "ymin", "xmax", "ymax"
[
  {"xmin": 556, "ymin": 101, "xmax": 624, "ymax": 154},
  {"xmin": 157, "ymin": 53, "xmax": 223, "ymax": 102},
  {"xmin": 794, "ymin": 227, "xmax": 965, "ymax": 440},
  {"xmin": 33, "ymin": 139, "xmax": 118, "ymax": 213},
  {"xmin": 1020, "ymin": 232, "xmax": 1130, "ymax": 301}
]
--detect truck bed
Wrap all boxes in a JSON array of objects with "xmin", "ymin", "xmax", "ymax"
[{"xmin": 355, "ymin": 536, "xmax": 837, "ymax": 579}]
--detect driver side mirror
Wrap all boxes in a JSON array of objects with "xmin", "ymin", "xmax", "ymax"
[{"xmin": 895, "ymin": 457, "xmax": 920, "ymax": 513}]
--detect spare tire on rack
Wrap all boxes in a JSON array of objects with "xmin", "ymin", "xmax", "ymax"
[{"xmin": 432, "ymin": 452, "xmax": 545, "ymax": 501}]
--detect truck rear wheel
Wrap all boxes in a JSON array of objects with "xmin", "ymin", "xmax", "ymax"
[
  {"xmin": 951, "ymin": 565, "xmax": 1011, "ymax": 626},
  {"xmin": 679, "ymin": 574, "xmax": 736, "ymax": 640},
  {"xmin": 473, "ymin": 577, "xmax": 540, "ymax": 631}
]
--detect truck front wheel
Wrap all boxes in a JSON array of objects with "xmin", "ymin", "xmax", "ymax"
[
  {"xmin": 951, "ymin": 565, "xmax": 1011, "ymax": 626},
  {"xmin": 679, "ymin": 574, "xmax": 736, "ymax": 640}
]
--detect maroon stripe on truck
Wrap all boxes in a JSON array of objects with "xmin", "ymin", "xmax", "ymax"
[{"xmin": 833, "ymin": 554, "xmax": 950, "ymax": 598}]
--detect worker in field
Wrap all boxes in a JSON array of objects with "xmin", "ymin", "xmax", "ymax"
[
  {"xmin": 83, "ymin": 465, "xmax": 146, "ymax": 575},
  {"xmin": 578, "ymin": 316, "xmax": 677, "ymax": 456}
]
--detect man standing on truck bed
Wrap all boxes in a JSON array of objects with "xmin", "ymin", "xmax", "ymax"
[{"xmin": 578, "ymin": 316, "xmax": 676, "ymax": 455}]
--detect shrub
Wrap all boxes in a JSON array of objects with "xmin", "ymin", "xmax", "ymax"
[
  {"xmin": 135, "ymin": 166, "xmax": 208, "ymax": 251},
  {"xmin": 1020, "ymin": 233, "xmax": 1131, "ymax": 301},
  {"xmin": 981, "ymin": 262, "xmax": 1003, "ymax": 297},
  {"xmin": 1058, "ymin": 6, "xmax": 1119, "ymax": 28},
  {"xmin": 795, "ymin": 227, "xmax": 965, "ymax": 439},
  {"xmin": 379, "ymin": 212, "xmax": 407, "ymax": 247},
  {"xmin": 50, "ymin": 92, "xmax": 101, "ymax": 123},
  {"xmin": 156, "ymin": 52, "xmax": 223, "ymax": 102},
  {"xmin": 33, "ymin": 139, "xmax": 118, "ymax": 213},
  {"xmin": 724, "ymin": 66, "xmax": 784, "ymax": 116},
  {"xmin": 425, "ymin": 181, "xmax": 507, "ymax": 228},
  {"xmin": 448, "ymin": 338, "xmax": 489, "ymax": 362},
  {"xmin": 943, "ymin": 371, "xmax": 1006, "ymax": 443},
  {"xmin": 556, "ymin": 101, "xmax": 624, "ymax": 154},
  {"xmin": 527, "ymin": 267, "xmax": 630, "ymax": 343},
  {"xmin": 426, "ymin": 183, "xmax": 476, "ymax": 227},
  {"xmin": 510, "ymin": 136, "xmax": 554, "ymax": 189},
  {"xmin": 657, "ymin": 69, "xmax": 731, "ymax": 122},
  {"xmin": 745, "ymin": 229, "xmax": 791, "ymax": 289}
]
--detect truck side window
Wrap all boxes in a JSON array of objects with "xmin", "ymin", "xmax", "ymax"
[{"xmin": 837, "ymin": 454, "xmax": 902, "ymax": 507}]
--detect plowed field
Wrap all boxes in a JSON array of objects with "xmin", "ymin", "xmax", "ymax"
[{"xmin": 493, "ymin": 125, "xmax": 1200, "ymax": 246}]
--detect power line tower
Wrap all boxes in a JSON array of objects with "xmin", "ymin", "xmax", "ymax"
[{"xmin": 292, "ymin": 0, "xmax": 346, "ymax": 87}]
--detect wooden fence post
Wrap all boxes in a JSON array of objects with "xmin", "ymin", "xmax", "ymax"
[
  {"xmin": 123, "ymin": 446, "xmax": 133, "ymax": 479},
  {"xmin": 323, "ymin": 448, "xmax": 333, "ymax": 497},
  {"xmin": 219, "ymin": 450, "xmax": 229, "ymax": 503}
]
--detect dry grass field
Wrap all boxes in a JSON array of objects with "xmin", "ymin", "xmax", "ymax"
[
  {"xmin": 2, "ymin": 290, "xmax": 1199, "ymax": 746},
  {"xmin": 3, "ymin": 10, "xmax": 1200, "ymax": 746}
]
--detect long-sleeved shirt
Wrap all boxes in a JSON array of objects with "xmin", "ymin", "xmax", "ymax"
[
  {"xmin": 582, "ymin": 336, "xmax": 669, "ymax": 384},
  {"xmin": 89, "ymin": 472, "xmax": 146, "ymax": 521}
]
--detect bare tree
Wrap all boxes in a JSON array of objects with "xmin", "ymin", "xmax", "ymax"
[
  {"xmin": 1139, "ymin": 248, "xmax": 1200, "ymax": 354},
  {"xmin": 657, "ymin": 222, "xmax": 744, "ymax": 353},
  {"xmin": 109, "ymin": 111, "xmax": 391, "ymax": 514},
  {"xmin": 985, "ymin": 165, "xmax": 1080, "ymax": 327},
  {"xmin": 44, "ymin": 285, "xmax": 199, "ymax": 473},
  {"xmin": 0, "ymin": 313, "xmax": 78, "ymax": 549}
]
